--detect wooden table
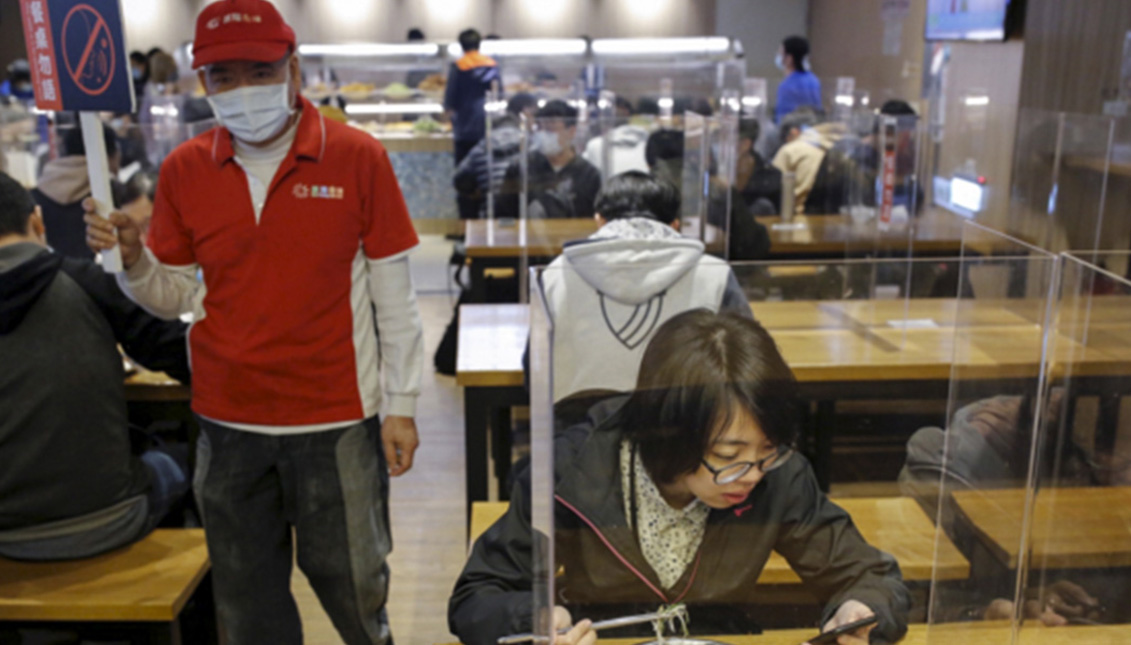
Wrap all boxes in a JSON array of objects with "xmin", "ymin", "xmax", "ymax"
[
  {"xmin": 0, "ymin": 529, "xmax": 213, "ymax": 643},
  {"xmin": 597, "ymin": 623, "xmax": 1131, "ymax": 645},
  {"xmin": 125, "ymin": 369, "xmax": 190, "ymax": 403},
  {"xmin": 456, "ymin": 298, "xmax": 1131, "ymax": 498},
  {"xmin": 953, "ymin": 487, "xmax": 1131, "ymax": 570},
  {"xmin": 470, "ymin": 497, "xmax": 970, "ymax": 583},
  {"xmin": 462, "ymin": 210, "xmax": 972, "ymax": 302},
  {"xmin": 441, "ymin": 623, "xmax": 1131, "ymax": 645},
  {"xmin": 457, "ymin": 305, "xmax": 530, "ymax": 515}
]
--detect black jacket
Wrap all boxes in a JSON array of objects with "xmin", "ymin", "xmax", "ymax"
[
  {"xmin": 497, "ymin": 152, "xmax": 603, "ymax": 220},
  {"xmin": 450, "ymin": 397, "xmax": 910, "ymax": 644},
  {"xmin": 0, "ymin": 243, "xmax": 189, "ymax": 529}
]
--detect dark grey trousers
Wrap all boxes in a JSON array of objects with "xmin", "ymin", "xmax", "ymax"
[{"xmin": 194, "ymin": 417, "xmax": 392, "ymax": 645}]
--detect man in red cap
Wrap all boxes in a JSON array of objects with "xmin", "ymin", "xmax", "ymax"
[{"xmin": 85, "ymin": 1, "xmax": 422, "ymax": 643}]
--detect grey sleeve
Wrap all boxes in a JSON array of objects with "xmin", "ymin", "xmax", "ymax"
[{"xmin": 720, "ymin": 270, "xmax": 754, "ymax": 320}]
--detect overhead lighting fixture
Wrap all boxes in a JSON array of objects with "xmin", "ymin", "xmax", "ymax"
[
  {"xmin": 592, "ymin": 37, "xmax": 730, "ymax": 56},
  {"xmin": 964, "ymin": 95, "xmax": 990, "ymax": 107},
  {"xmin": 345, "ymin": 103, "xmax": 444, "ymax": 115},
  {"xmin": 299, "ymin": 43, "xmax": 440, "ymax": 57},
  {"xmin": 657, "ymin": 98, "xmax": 674, "ymax": 109},
  {"xmin": 835, "ymin": 95, "xmax": 854, "ymax": 106},
  {"xmin": 448, "ymin": 39, "xmax": 587, "ymax": 58}
]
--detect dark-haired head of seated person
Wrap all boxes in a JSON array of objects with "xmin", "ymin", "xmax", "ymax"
[
  {"xmin": 645, "ymin": 129, "xmax": 772, "ymax": 259},
  {"xmin": 498, "ymin": 99, "xmax": 602, "ymax": 219},
  {"xmin": 450, "ymin": 310, "xmax": 910, "ymax": 644}
]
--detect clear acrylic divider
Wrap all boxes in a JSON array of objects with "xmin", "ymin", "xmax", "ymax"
[
  {"xmin": 1012, "ymin": 253, "xmax": 1131, "ymax": 643},
  {"xmin": 1007, "ymin": 110, "xmax": 1131, "ymax": 254},
  {"xmin": 923, "ymin": 221, "xmax": 1060, "ymax": 644},
  {"xmin": 0, "ymin": 105, "xmax": 45, "ymax": 188},
  {"xmin": 528, "ymin": 266, "xmax": 557, "ymax": 644},
  {"xmin": 527, "ymin": 255, "xmax": 950, "ymax": 642}
]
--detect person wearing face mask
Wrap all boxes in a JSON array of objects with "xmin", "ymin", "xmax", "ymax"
[
  {"xmin": 449, "ymin": 310, "xmax": 910, "ymax": 645},
  {"xmin": 83, "ymin": 1, "xmax": 424, "ymax": 643},
  {"xmin": 0, "ymin": 59, "xmax": 34, "ymax": 105},
  {"xmin": 496, "ymin": 99, "xmax": 602, "ymax": 220},
  {"xmin": 774, "ymin": 36, "xmax": 823, "ymax": 124}
]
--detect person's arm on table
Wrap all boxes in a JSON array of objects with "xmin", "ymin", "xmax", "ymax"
[
  {"xmin": 60, "ymin": 256, "xmax": 191, "ymax": 384},
  {"xmin": 772, "ymin": 462, "xmax": 910, "ymax": 644}
]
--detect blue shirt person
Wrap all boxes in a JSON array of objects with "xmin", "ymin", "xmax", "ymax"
[{"xmin": 774, "ymin": 36, "xmax": 823, "ymax": 123}]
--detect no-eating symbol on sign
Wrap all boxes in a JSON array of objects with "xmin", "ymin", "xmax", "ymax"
[{"xmin": 62, "ymin": 4, "xmax": 115, "ymax": 96}]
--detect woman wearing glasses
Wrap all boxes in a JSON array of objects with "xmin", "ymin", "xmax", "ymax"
[{"xmin": 449, "ymin": 310, "xmax": 910, "ymax": 645}]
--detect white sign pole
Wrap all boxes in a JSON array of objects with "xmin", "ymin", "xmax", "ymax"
[{"xmin": 79, "ymin": 111, "xmax": 123, "ymax": 272}]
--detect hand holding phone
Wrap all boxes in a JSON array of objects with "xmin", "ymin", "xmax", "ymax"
[{"xmin": 804, "ymin": 615, "xmax": 878, "ymax": 645}]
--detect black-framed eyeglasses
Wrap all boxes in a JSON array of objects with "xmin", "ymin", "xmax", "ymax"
[{"xmin": 701, "ymin": 446, "xmax": 794, "ymax": 485}]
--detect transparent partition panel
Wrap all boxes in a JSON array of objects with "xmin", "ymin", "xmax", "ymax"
[
  {"xmin": 529, "ymin": 269, "xmax": 558, "ymax": 644},
  {"xmin": 1008, "ymin": 110, "xmax": 1131, "ymax": 255},
  {"xmin": 532, "ymin": 257, "xmax": 923, "ymax": 640},
  {"xmin": 838, "ymin": 113, "xmax": 926, "ymax": 261},
  {"xmin": 1013, "ymin": 254, "xmax": 1131, "ymax": 643},
  {"xmin": 924, "ymin": 222, "xmax": 1059, "ymax": 644},
  {"xmin": 679, "ymin": 112, "xmax": 708, "ymax": 244},
  {"xmin": 0, "ymin": 105, "xmax": 45, "ymax": 188}
]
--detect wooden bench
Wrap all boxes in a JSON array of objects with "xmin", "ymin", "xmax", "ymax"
[
  {"xmin": 0, "ymin": 529, "xmax": 213, "ymax": 644},
  {"xmin": 469, "ymin": 497, "xmax": 969, "ymax": 583}
]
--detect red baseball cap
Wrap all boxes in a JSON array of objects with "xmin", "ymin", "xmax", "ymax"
[{"xmin": 192, "ymin": 0, "xmax": 296, "ymax": 69}]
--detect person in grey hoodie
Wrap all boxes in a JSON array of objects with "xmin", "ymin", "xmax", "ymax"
[
  {"xmin": 31, "ymin": 121, "xmax": 123, "ymax": 260},
  {"xmin": 538, "ymin": 171, "xmax": 753, "ymax": 406}
]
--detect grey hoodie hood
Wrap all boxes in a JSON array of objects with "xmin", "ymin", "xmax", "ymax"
[
  {"xmin": 606, "ymin": 124, "xmax": 649, "ymax": 149},
  {"xmin": 34, "ymin": 156, "xmax": 91, "ymax": 205},
  {"xmin": 561, "ymin": 217, "xmax": 705, "ymax": 306}
]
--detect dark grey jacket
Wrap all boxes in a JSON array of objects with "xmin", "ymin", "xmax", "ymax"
[
  {"xmin": 0, "ymin": 243, "xmax": 189, "ymax": 531},
  {"xmin": 449, "ymin": 397, "xmax": 910, "ymax": 644}
]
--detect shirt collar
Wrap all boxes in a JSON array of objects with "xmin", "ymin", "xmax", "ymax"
[{"xmin": 211, "ymin": 96, "xmax": 326, "ymax": 167}]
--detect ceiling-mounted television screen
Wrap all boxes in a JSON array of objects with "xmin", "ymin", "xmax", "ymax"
[{"xmin": 925, "ymin": 0, "xmax": 1015, "ymax": 41}]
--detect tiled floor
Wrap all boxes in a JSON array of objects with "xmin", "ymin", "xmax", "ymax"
[{"xmin": 295, "ymin": 235, "xmax": 467, "ymax": 645}]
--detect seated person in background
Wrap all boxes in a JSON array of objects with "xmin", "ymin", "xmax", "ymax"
[
  {"xmin": 118, "ymin": 169, "xmax": 159, "ymax": 240},
  {"xmin": 497, "ymin": 100, "xmax": 602, "ymax": 219},
  {"xmin": 899, "ymin": 391, "xmax": 1122, "ymax": 626},
  {"xmin": 646, "ymin": 129, "xmax": 770, "ymax": 260},
  {"xmin": 450, "ymin": 310, "xmax": 910, "ymax": 645},
  {"xmin": 31, "ymin": 121, "xmax": 123, "ymax": 261},
  {"xmin": 813, "ymin": 99, "xmax": 922, "ymax": 216},
  {"xmin": 0, "ymin": 173, "xmax": 191, "ymax": 561},
  {"xmin": 540, "ymin": 171, "xmax": 752, "ymax": 410},
  {"xmin": 735, "ymin": 118, "xmax": 783, "ymax": 214},
  {"xmin": 582, "ymin": 98, "xmax": 652, "ymax": 176},
  {"xmin": 454, "ymin": 92, "xmax": 538, "ymax": 216},
  {"xmin": 772, "ymin": 107, "xmax": 848, "ymax": 215}
]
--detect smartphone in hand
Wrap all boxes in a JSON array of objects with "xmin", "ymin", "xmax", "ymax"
[{"xmin": 804, "ymin": 616, "xmax": 879, "ymax": 645}]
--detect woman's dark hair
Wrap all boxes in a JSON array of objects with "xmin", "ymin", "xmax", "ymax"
[
  {"xmin": 458, "ymin": 29, "xmax": 482, "ymax": 52},
  {"xmin": 620, "ymin": 310, "xmax": 801, "ymax": 484},
  {"xmin": 594, "ymin": 171, "xmax": 679, "ymax": 225},
  {"xmin": 782, "ymin": 36, "xmax": 810, "ymax": 70},
  {"xmin": 406, "ymin": 28, "xmax": 426, "ymax": 41}
]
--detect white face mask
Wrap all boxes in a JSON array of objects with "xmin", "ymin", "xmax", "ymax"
[
  {"xmin": 207, "ymin": 81, "xmax": 294, "ymax": 144},
  {"xmin": 533, "ymin": 130, "xmax": 564, "ymax": 157},
  {"xmin": 774, "ymin": 52, "xmax": 786, "ymax": 72}
]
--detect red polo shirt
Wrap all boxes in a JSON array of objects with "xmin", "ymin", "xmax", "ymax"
[{"xmin": 147, "ymin": 98, "xmax": 418, "ymax": 425}]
